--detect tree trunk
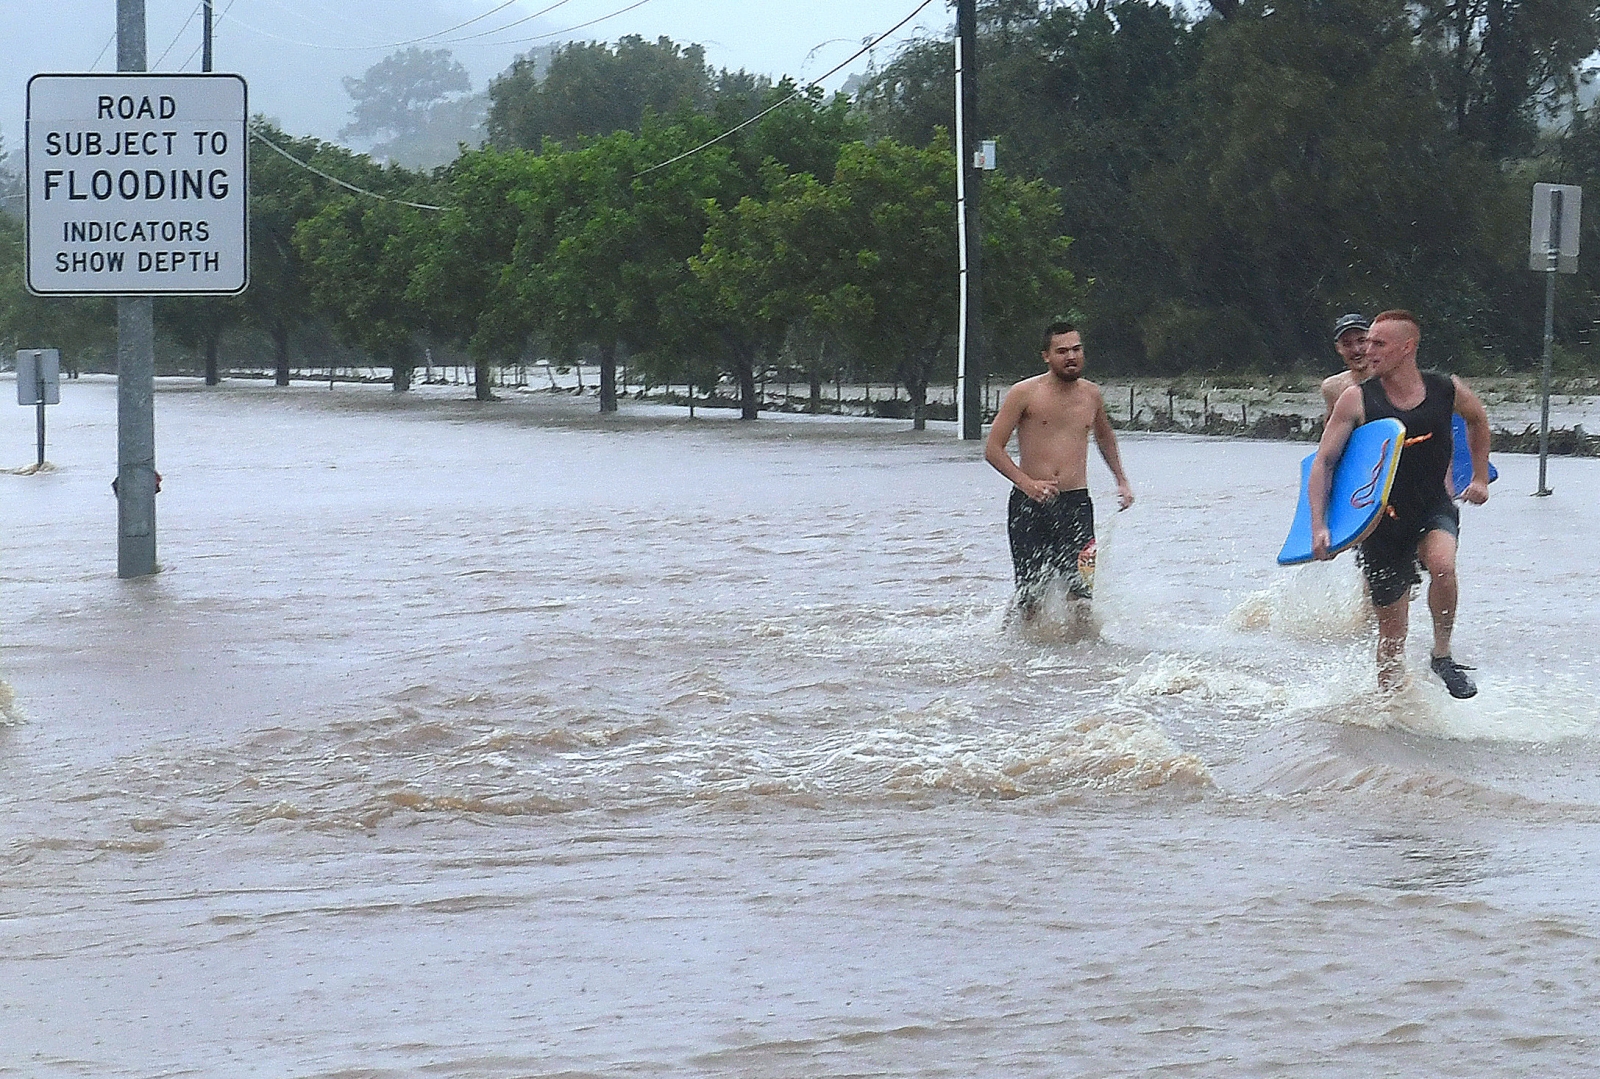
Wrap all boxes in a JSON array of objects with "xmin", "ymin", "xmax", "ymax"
[
  {"xmin": 737, "ymin": 350, "xmax": 758, "ymax": 420},
  {"xmin": 475, "ymin": 356, "xmax": 494, "ymax": 401},
  {"xmin": 272, "ymin": 327, "xmax": 290, "ymax": 387},
  {"xmin": 203, "ymin": 329, "xmax": 220, "ymax": 386},
  {"xmin": 391, "ymin": 360, "xmax": 413, "ymax": 392},
  {"xmin": 808, "ymin": 365, "xmax": 822, "ymax": 414},
  {"xmin": 910, "ymin": 379, "xmax": 928, "ymax": 431},
  {"xmin": 598, "ymin": 340, "xmax": 617, "ymax": 413}
]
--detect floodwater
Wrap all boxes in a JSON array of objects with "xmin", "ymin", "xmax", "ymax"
[{"xmin": 2, "ymin": 377, "xmax": 1599, "ymax": 1077}]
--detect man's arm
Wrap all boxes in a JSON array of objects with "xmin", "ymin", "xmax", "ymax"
[
  {"xmin": 1309, "ymin": 384, "xmax": 1363, "ymax": 560},
  {"xmin": 1453, "ymin": 376, "xmax": 1490, "ymax": 505},
  {"xmin": 1090, "ymin": 388, "xmax": 1134, "ymax": 510},
  {"xmin": 984, "ymin": 383, "xmax": 1056, "ymax": 502}
]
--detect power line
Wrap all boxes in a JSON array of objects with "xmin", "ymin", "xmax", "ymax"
[
  {"xmin": 252, "ymin": 0, "xmax": 542, "ymax": 47},
  {"xmin": 153, "ymin": 1, "xmax": 205, "ymax": 69},
  {"xmin": 214, "ymin": 0, "xmax": 588, "ymax": 52},
  {"xmin": 249, "ymin": 125, "xmax": 449, "ymax": 211},
  {"xmin": 635, "ymin": 0, "xmax": 938, "ymax": 178},
  {"xmin": 485, "ymin": 0, "xmax": 657, "ymax": 47},
  {"xmin": 180, "ymin": 0, "xmax": 240, "ymax": 71},
  {"xmin": 433, "ymin": 0, "xmax": 581, "ymax": 45},
  {"xmin": 91, "ymin": 32, "xmax": 116, "ymax": 70}
]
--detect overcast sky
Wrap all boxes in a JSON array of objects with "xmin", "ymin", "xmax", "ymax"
[{"xmin": 0, "ymin": 0, "xmax": 952, "ymax": 155}]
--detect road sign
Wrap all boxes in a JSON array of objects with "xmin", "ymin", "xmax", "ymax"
[
  {"xmin": 16, "ymin": 349, "xmax": 60, "ymax": 406},
  {"xmin": 1529, "ymin": 183, "xmax": 1580, "ymax": 273},
  {"xmin": 25, "ymin": 72, "xmax": 248, "ymax": 295}
]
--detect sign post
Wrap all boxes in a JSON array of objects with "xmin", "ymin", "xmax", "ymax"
[
  {"xmin": 24, "ymin": 1, "xmax": 247, "ymax": 577},
  {"xmin": 1528, "ymin": 182, "xmax": 1580, "ymax": 497},
  {"xmin": 955, "ymin": 0, "xmax": 984, "ymax": 441},
  {"xmin": 16, "ymin": 348, "xmax": 61, "ymax": 468}
]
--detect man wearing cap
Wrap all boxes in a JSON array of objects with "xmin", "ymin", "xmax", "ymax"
[
  {"xmin": 1321, "ymin": 313, "xmax": 1371, "ymax": 418},
  {"xmin": 1310, "ymin": 309, "xmax": 1491, "ymax": 698}
]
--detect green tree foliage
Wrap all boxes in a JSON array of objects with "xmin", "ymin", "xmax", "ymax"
[
  {"xmin": 486, "ymin": 35, "xmax": 714, "ymax": 149},
  {"xmin": 342, "ymin": 47, "xmax": 484, "ymax": 169},
  {"xmin": 857, "ymin": 0, "xmax": 1196, "ymax": 371},
  {"xmin": 857, "ymin": 0, "xmax": 1598, "ymax": 374},
  {"xmin": 408, "ymin": 147, "xmax": 546, "ymax": 391},
  {"xmin": 0, "ymin": 211, "xmax": 115, "ymax": 366},
  {"xmin": 247, "ymin": 123, "xmax": 411, "ymax": 385},
  {"xmin": 296, "ymin": 197, "xmax": 435, "ymax": 391},
  {"xmin": 514, "ymin": 125, "xmax": 744, "ymax": 413},
  {"xmin": 1139, "ymin": 0, "xmax": 1511, "ymax": 369},
  {"xmin": 693, "ymin": 137, "xmax": 1078, "ymax": 428},
  {"xmin": 1415, "ymin": 0, "xmax": 1600, "ymax": 159},
  {"xmin": 156, "ymin": 293, "xmax": 239, "ymax": 384},
  {"xmin": 0, "ymin": 135, "xmax": 114, "ymax": 367}
]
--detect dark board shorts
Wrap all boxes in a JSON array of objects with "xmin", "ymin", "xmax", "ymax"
[
  {"xmin": 1008, "ymin": 487, "xmax": 1096, "ymax": 606},
  {"xmin": 1357, "ymin": 501, "xmax": 1460, "ymax": 608}
]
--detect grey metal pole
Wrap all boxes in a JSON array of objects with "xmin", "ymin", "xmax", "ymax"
[
  {"xmin": 957, "ymin": 0, "xmax": 984, "ymax": 441},
  {"xmin": 200, "ymin": 0, "xmax": 222, "ymax": 387},
  {"xmin": 1536, "ymin": 188, "xmax": 1560, "ymax": 497},
  {"xmin": 202, "ymin": 0, "xmax": 213, "ymax": 72},
  {"xmin": 117, "ymin": 0, "xmax": 158, "ymax": 576}
]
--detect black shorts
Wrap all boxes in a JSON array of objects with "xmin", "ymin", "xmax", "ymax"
[
  {"xmin": 1008, "ymin": 487, "xmax": 1096, "ymax": 604},
  {"xmin": 1357, "ymin": 502, "xmax": 1460, "ymax": 607}
]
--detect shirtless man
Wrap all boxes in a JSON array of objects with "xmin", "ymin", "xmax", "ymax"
[
  {"xmin": 1321, "ymin": 313, "xmax": 1371, "ymax": 418},
  {"xmin": 985, "ymin": 321, "xmax": 1134, "ymax": 618},
  {"xmin": 1311, "ymin": 309, "xmax": 1490, "ymax": 697}
]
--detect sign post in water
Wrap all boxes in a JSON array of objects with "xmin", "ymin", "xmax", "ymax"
[
  {"xmin": 1529, "ymin": 182, "xmax": 1580, "ymax": 497},
  {"xmin": 16, "ymin": 348, "xmax": 61, "ymax": 469},
  {"xmin": 24, "ymin": 14, "xmax": 248, "ymax": 576}
]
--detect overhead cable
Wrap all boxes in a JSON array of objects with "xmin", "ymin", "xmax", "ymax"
[
  {"xmin": 153, "ymin": 1, "xmax": 206, "ymax": 69},
  {"xmin": 91, "ymin": 32, "xmax": 116, "ymax": 69},
  {"xmin": 634, "ymin": 0, "xmax": 938, "ymax": 177},
  {"xmin": 214, "ymin": 0, "xmax": 604, "ymax": 52},
  {"xmin": 454, "ymin": 0, "xmax": 649, "ymax": 45},
  {"xmin": 250, "ymin": 0, "xmax": 550, "ymax": 47},
  {"xmin": 178, "ymin": 0, "xmax": 240, "ymax": 70},
  {"xmin": 249, "ymin": 125, "xmax": 449, "ymax": 211},
  {"xmin": 439, "ymin": 0, "xmax": 582, "ymax": 44}
]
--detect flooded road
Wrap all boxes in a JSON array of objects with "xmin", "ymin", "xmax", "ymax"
[{"xmin": 3, "ymin": 379, "xmax": 1599, "ymax": 1076}]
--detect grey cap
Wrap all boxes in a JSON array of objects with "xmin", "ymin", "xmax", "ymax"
[{"xmin": 1332, "ymin": 313, "xmax": 1369, "ymax": 341}]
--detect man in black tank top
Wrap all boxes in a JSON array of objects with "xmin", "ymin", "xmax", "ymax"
[{"xmin": 1308, "ymin": 310, "xmax": 1491, "ymax": 698}]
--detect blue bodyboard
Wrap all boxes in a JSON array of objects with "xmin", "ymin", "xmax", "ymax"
[
  {"xmin": 1278, "ymin": 417, "xmax": 1406, "ymax": 566},
  {"xmin": 1449, "ymin": 413, "xmax": 1498, "ymax": 498}
]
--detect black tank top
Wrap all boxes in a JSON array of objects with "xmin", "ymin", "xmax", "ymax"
[{"xmin": 1361, "ymin": 370, "xmax": 1455, "ymax": 518}]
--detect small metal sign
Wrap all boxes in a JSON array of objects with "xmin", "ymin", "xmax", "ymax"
[
  {"xmin": 16, "ymin": 348, "xmax": 60, "ymax": 406},
  {"xmin": 1529, "ymin": 183, "xmax": 1581, "ymax": 273},
  {"xmin": 973, "ymin": 139, "xmax": 997, "ymax": 171}
]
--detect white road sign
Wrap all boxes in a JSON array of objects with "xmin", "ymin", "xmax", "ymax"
[
  {"xmin": 16, "ymin": 349, "xmax": 61, "ymax": 406},
  {"xmin": 1529, "ymin": 182, "xmax": 1581, "ymax": 274},
  {"xmin": 25, "ymin": 73, "xmax": 248, "ymax": 295}
]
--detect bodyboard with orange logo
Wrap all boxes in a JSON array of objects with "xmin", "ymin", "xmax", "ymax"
[{"xmin": 1277, "ymin": 418, "xmax": 1405, "ymax": 566}]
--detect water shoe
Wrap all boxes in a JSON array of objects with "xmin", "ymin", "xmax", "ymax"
[{"xmin": 1430, "ymin": 655, "xmax": 1477, "ymax": 699}]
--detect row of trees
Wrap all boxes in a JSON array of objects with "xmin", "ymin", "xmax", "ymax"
[
  {"xmin": 297, "ymin": 88, "xmax": 1074, "ymax": 428},
  {"xmin": 6, "ymin": 0, "xmax": 1600, "ymax": 414}
]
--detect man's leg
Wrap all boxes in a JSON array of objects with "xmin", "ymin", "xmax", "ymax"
[
  {"xmin": 1417, "ymin": 528, "xmax": 1459, "ymax": 659},
  {"xmin": 1007, "ymin": 489, "xmax": 1046, "ymax": 621},
  {"xmin": 1374, "ymin": 596, "xmax": 1410, "ymax": 691}
]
